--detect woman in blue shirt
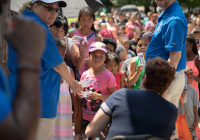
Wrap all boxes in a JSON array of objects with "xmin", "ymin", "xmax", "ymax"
[{"xmin": 8, "ymin": 0, "xmax": 83, "ymax": 139}]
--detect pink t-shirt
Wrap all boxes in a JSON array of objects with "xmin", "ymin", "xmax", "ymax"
[
  {"xmin": 73, "ymin": 29, "xmax": 95, "ymax": 77},
  {"xmin": 80, "ymin": 69, "xmax": 117, "ymax": 121}
]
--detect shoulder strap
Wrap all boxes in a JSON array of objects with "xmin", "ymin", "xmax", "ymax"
[{"xmin": 87, "ymin": 32, "xmax": 95, "ymax": 40}]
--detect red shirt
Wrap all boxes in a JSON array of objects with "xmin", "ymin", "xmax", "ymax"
[{"xmin": 114, "ymin": 72, "xmax": 124, "ymax": 90}]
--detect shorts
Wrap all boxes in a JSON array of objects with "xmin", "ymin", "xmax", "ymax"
[{"xmin": 82, "ymin": 119, "xmax": 90, "ymax": 132}]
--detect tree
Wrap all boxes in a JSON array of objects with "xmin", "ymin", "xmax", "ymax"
[
  {"xmin": 101, "ymin": 0, "xmax": 114, "ymax": 7},
  {"xmin": 0, "ymin": 1, "xmax": 10, "ymax": 76},
  {"xmin": 113, "ymin": 0, "xmax": 200, "ymax": 13}
]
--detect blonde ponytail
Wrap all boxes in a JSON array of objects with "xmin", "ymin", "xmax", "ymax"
[{"xmin": 19, "ymin": 1, "xmax": 32, "ymax": 15}]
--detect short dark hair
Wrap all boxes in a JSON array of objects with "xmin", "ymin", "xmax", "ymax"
[
  {"xmin": 103, "ymin": 38, "xmax": 117, "ymax": 52},
  {"xmin": 120, "ymin": 37, "xmax": 129, "ymax": 44},
  {"xmin": 51, "ymin": 15, "xmax": 68, "ymax": 35},
  {"xmin": 118, "ymin": 11, "xmax": 123, "ymax": 15},
  {"xmin": 105, "ymin": 53, "xmax": 120, "ymax": 65},
  {"xmin": 194, "ymin": 29, "xmax": 200, "ymax": 34},
  {"xmin": 137, "ymin": 31, "xmax": 147, "ymax": 43},
  {"xmin": 107, "ymin": 15, "xmax": 114, "ymax": 22},
  {"xmin": 143, "ymin": 57, "xmax": 176, "ymax": 95},
  {"xmin": 187, "ymin": 34, "xmax": 198, "ymax": 55}
]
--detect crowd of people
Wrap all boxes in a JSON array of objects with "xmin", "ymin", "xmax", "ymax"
[{"xmin": 1, "ymin": 0, "xmax": 200, "ymax": 140}]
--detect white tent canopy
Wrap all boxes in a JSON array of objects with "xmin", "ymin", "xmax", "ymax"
[{"xmin": 10, "ymin": 0, "xmax": 88, "ymax": 18}]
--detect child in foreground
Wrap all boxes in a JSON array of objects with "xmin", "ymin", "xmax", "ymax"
[
  {"xmin": 179, "ymin": 68, "xmax": 199, "ymax": 140},
  {"xmin": 53, "ymin": 38, "xmax": 78, "ymax": 140},
  {"xmin": 105, "ymin": 53, "xmax": 124, "ymax": 90},
  {"xmin": 79, "ymin": 42, "xmax": 117, "ymax": 139}
]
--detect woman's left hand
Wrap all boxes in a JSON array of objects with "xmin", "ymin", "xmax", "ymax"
[{"xmin": 88, "ymin": 92, "xmax": 99, "ymax": 100}]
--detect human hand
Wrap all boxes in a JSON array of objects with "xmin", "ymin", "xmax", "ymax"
[
  {"xmin": 142, "ymin": 32, "xmax": 153, "ymax": 44},
  {"xmin": 79, "ymin": 38, "xmax": 89, "ymax": 56},
  {"xmin": 136, "ymin": 65, "xmax": 144, "ymax": 74},
  {"xmin": 193, "ymin": 119, "xmax": 198, "ymax": 129},
  {"xmin": 74, "ymin": 134, "xmax": 82, "ymax": 140},
  {"xmin": 70, "ymin": 79, "xmax": 83, "ymax": 96},
  {"xmin": 88, "ymin": 92, "xmax": 99, "ymax": 100},
  {"xmin": 4, "ymin": 16, "xmax": 45, "ymax": 65}
]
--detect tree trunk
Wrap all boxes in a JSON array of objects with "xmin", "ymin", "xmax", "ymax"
[
  {"xmin": 0, "ymin": 1, "xmax": 10, "ymax": 76},
  {"xmin": 144, "ymin": 5, "xmax": 150, "ymax": 15}
]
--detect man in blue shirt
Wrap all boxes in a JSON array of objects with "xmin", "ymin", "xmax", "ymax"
[
  {"xmin": 145, "ymin": 0, "xmax": 187, "ymax": 107},
  {"xmin": 0, "ymin": 0, "xmax": 46, "ymax": 138},
  {"xmin": 144, "ymin": 1, "xmax": 187, "ymax": 139}
]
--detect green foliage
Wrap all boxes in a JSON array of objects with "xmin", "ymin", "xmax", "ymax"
[
  {"xmin": 112, "ymin": 0, "xmax": 200, "ymax": 9},
  {"xmin": 101, "ymin": 0, "xmax": 114, "ymax": 7}
]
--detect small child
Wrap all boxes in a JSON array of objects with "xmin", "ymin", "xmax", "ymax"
[
  {"xmin": 179, "ymin": 68, "xmax": 199, "ymax": 140},
  {"xmin": 79, "ymin": 42, "xmax": 117, "ymax": 137},
  {"xmin": 105, "ymin": 53, "xmax": 124, "ymax": 90},
  {"xmin": 53, "ymin": 38, "xmax": 78, "ymax": 140}
]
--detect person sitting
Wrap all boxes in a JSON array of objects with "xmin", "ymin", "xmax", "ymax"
[{"xmin": 85, "ymin": 57, "xmax": 178, "ymax": 140}]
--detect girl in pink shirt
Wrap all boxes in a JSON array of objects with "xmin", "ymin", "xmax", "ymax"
[
  {"xmin": 79, "ymin": 42, "xmax": 117, "ymax": 137},
  {"xmin": 68, "ymin": 7, "xmax": 102, "ymax": 77}
]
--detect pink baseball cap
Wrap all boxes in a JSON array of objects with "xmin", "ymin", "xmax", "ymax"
[{"xmin": 89, "ymin": 42, "xmax": 107, "ymax": 53}]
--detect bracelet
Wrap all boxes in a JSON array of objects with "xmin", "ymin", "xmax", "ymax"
[
  {"xmin": 75, "ymin": 133, "xmax": 82, "ymax": 136},
  {"xmin": 18, "ymin": 65, "xmax": 41, "ymax": 72},
  {"xmin": 78, "ymin": 54, "xmax": 86, "ymax": 59}
]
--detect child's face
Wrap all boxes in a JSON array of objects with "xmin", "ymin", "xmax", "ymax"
[
  {"xmin": 50, "ymin": 25, "xmax": 65, "ymax": 38},
  {"xmin": 121, "ymin": 39, "xmax": 129, "ymax": 51},
  {"xmin": 89, "ymin": 50, "xmax": 106, "ymax": 67},
  {"xmin": 79, "ymin": 14, "xmax": 94, "ymax": 30},
  {"xmin": 58, "ymin": 47, "xmax": 66, "ymax": 60},
  {"xmin": 186, "ymin": 71, "xmax": 194, "ymax": 84},
  {"xmin": 136, "ymin": 39, "xmax": 149, "ymax": 56},
  {"xmin": 106, "ymin": 60, "xmax": 118, "ymax": 74},
  {"xmin": 106, "ymin": 43, "xmax": 115, "ymax": 54}
]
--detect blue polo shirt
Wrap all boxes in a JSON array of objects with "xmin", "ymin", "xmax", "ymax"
[
  {"xmin": 8, "ymin": 10, "xmax": 63, "ymax": 118},
  {"xmin": 146, "ymin": 1, "xmax": 187, "ymax": 71},
  {"xmin": 0, "ymin": 67, "xmax": 11, "ymax": 123}
]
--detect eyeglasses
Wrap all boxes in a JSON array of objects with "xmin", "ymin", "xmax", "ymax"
[{"xmin": 39, "ymin": 4, "xmax": 60, "ymax": 13}]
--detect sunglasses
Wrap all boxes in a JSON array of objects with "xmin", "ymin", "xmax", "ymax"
[{"xmin": 39, "ymin": 4, "xmax": 60, "ymax": 13}]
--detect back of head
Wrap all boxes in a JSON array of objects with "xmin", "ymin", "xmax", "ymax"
[
  {"xmin": 120, "ymin": 37, "xmax": 129, "ymax": 44},
  {"xmin": 115, "ymin": 44, "xmax": 125, "ymax": 56},
  {"xmin": 144, "ymin": 57, "xmax": 176, "ymax": 95},
  {"xmin": 105, "ymin": 53, "xmax": 120, "ymax": 65},
  {"xmin": 54, "ymin": 38, "xmax": 67, "ymax": 49},
  {"xmin": 137, "ymin": 31, "xmax": 147, "ymax": 43}
]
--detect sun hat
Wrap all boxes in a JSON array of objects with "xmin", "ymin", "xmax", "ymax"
[
  {"xmin": 32, "ymin": 0, "xmax": 67, "ymax": 7},
  {"xmin": 100, "ymin": 12, "xmax": 106, "ymax": 17},
  {"xmin": 89, "ymin": 42, "xmax": 107, "ymax": 53}
]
